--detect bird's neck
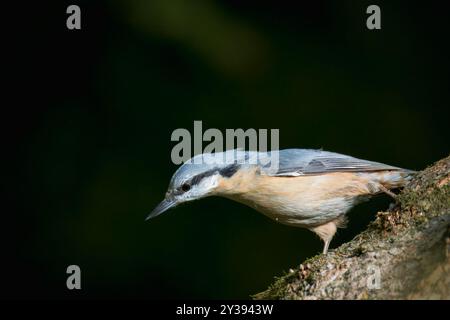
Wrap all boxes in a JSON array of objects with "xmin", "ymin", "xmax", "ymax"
[{"xmin": 214, "ymin": 166, "xmax": 259, "ymax": 197}]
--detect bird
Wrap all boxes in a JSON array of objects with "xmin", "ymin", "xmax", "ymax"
[{"xmin": 147, "ymin": 149, "xmax": 415, "ymax": 254}]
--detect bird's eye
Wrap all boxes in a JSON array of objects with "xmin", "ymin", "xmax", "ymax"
[{"xmin": 181, "ymin": 183, "xmax": 191, "ymax": 192}]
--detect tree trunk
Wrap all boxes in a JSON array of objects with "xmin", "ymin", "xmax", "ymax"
[{"xmin": 253, "ymin": 156, "xmax": 450, "ymax": 300}]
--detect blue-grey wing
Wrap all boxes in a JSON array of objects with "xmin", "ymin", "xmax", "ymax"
[{"xmin": 261, "ymin": 149, "xmax": 402, "ymax": 176}]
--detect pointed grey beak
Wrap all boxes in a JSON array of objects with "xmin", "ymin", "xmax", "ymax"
[{"xmin": 146, "ymin": 197, "xmax": 178, "ymax": 221}]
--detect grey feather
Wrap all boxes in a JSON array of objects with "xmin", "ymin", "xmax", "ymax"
[
  {"xmin": 169, "ymin": 149, "xmax": 405, "ymax": 188},
  {"xmin": 261, "ymin": 149, "xmax": 403, "ymax": 176}
]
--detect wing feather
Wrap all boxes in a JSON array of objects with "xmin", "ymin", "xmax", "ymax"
[{"xmin": 261, "ymin": 149, "xmax": 402, "ymax": 176}]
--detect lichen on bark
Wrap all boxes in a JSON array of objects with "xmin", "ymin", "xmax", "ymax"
[{"xmin": 253, "ymin": 156, "xmax": 450, "ymax": 300}]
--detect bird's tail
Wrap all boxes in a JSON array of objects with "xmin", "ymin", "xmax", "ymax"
[{"xmin": 376, "ymin": 169, "xmax": 416, "ymax": 189}]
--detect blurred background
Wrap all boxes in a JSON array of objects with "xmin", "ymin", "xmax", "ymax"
[{"xmin": 5, "ymin": 0, "xmax": 449, "ymax": 299}]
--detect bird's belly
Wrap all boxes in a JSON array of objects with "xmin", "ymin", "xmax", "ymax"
[
  {"xmin": 229, "ymin": 173, "xmax": 372, "ymax": 228},
  {"xmin": 241, "ymin": 194, "xmax": 356, "ymax": 227}
]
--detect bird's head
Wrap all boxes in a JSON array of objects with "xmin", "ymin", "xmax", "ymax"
[{"xmin": 146, "ymin": 151, "xmax": 245, "ymax": 220}]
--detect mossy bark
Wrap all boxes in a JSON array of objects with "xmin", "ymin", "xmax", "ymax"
[{"xmin": 253, "ymin": 156, "xmax": 450, "ymax": 300}]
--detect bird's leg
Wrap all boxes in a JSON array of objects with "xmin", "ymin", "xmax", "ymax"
[
  {"xmin": 322, "ymin": 239, "xmax": 331, "ymax": 255},
  {"xmin": 310, "ymin": 220, "xmax": 337, "ymax": 255}
]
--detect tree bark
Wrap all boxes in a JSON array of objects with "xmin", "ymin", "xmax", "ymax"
[{"xmin": 253, "ymin": 156, "xmax": 450, "ymax": 300}]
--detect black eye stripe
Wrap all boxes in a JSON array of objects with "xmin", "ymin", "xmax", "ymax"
[
  {"xmin": 218, "ymin": 163, "xmax": 240, "ymax": 178},
  {"xmin": 188, "ymin": 163, "xmax": 240, "ymax": 186},
  {"xmin": 181, "ymin": 183, "xmax": 191, "ymax": 192},
  {"xmin": 181, "ymin": 164, "xmax": 240, "ymax": 191},
  {"xmin": 189, "ymin": 169, "xmax": 217, "ymax": 186}
]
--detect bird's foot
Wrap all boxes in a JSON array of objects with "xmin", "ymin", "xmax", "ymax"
[{"xmin": 378, "ymin": 184, "xmax": 398, "ymax": 199}]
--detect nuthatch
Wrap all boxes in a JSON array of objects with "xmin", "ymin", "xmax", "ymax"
[{"xmin": 148, "ymin": 149, "xmax": 414, "ymax": 254}]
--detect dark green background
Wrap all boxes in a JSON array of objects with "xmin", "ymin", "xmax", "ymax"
[{"xmin": 6, "ymin": 1, "xmax": 449, "ymax": 299}]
